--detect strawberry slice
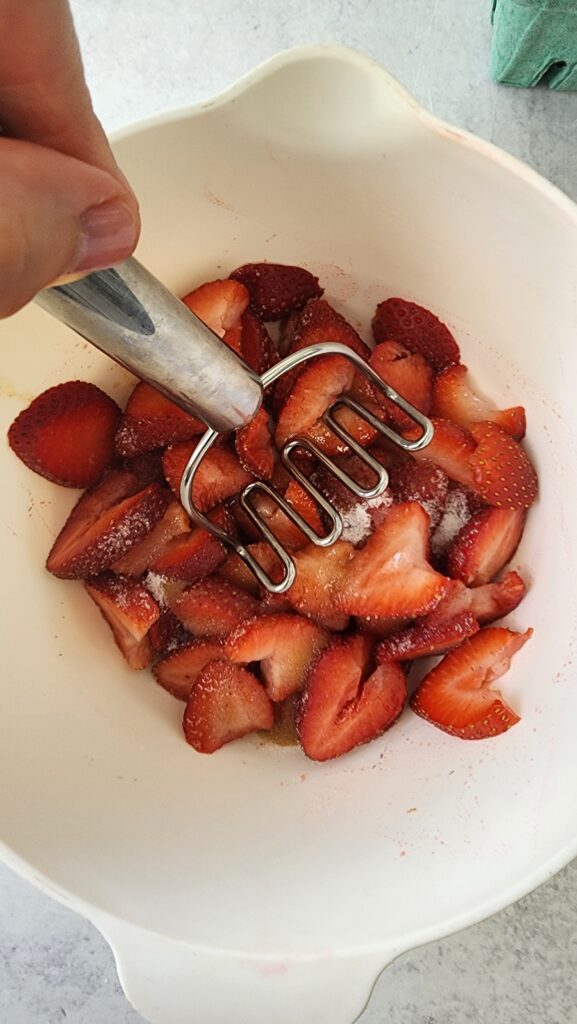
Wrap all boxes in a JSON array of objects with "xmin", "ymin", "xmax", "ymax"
[
  {"xmin": 163, "ymin": 443, "xmax": 253, "ymax": 510},
  {"xmin": 235, "ymin": 406, "xmax": 276, "ymax": 480},
  {"xmin": 287, "ymin": 540, "xmax": 355, "ymax": 630},
  {"xmin": 408, "ymin": 417, "xmax": 476, "ymax": 488},
  {"xmin": 368, "ymin": 341, "xmax": 433, "ymax": 429},
  {"xmin": 429, "ymin": 485, "xmax": 477, "ymax": 562},
  {"xmin": 149, "ymin": 610, "xmax": 191, "ymax": 657},
  {"xmin": 123, "ymin": 450, "xmax": 166, "ymax": 487},
  {"xmin": 376, "ymin": 610, "xmax": 479, "ymax": 661},
  {"xmin": 217, "ymin": 541, "xmax": 286, "ymax": 596},
  {"xmin": 8, "ymin": 380, "xmax": 121, "ymax": 488},
  {"xmin": 170, "ymin": 578, "xmax": 260, "ymax": 639},
  {"xmin": 410, "ymin": 626, "xmax": 532, "ymax": 739},
  {"xmin": 447, "ymin": 507, "xmax": 526, "ymax": 585},
  {"xmin": 388, "ymin": 458, "xmax": 449, "ymax": 529},
  {"xmin": 148, "ymin": 525, "xmax": 226, "ymax": 582},
  {"xmin": 275, "ymin": 354, "xmax": 355, "ymax": 448},
  {"xmin": 297, "ymin": 633, "xmax": 407, "ymax": 761},
  {"xmin": 273, "ymin": 298, "xmax": 371, "ymax": 410},
  {"xmin": 468, "ymin": 422, "xmax": 538, "ymax": 510},
  {"xmin": 245, "ymin": 480, "xmax": 326, "ymax": 552},
  {"xmin": 229, "ymin": 263, "xmax": 323, "ymax": 320},
  {"xmin": 183, "ymin": 660, "xmax": 274, "ymax": 753},
  {"xmin": 427, "ymin": 572, "xmax": 527, "ymax": 626},
  {"xmin": 432, "ymin": 365, "xmax": 526, "ymax": 440},
  {"xmin": 335, "ymin": 502, "xmax": 448, "ymax": 621},
  {"xmin": 226, "ymin": 613, "xmax": 329, "ymax": 702},
  {"xmin": 85, "ymin": 573, "xmax": 161, "ymax": 670},
  {"xmin": 114, "ymin": 381, "xmax": 204, "ymax": 457},
  {"xmin": 46, "ymin": 471, "xmax": 170, "ymax": 579},
  {"xmin": 310, "ymin": 455, "xmax": 393, "ymax": 544},
  {"xmin": 182, "ymin": 278, "xmax": 250, "ymax": 336},
  {"xmin": 154, "ymin": 639, "xmax": 225, "ymax": 700},
  {"xmin": 372, "ymin": 297, "xmax": 460, "ymax": 372},
  {"xmin": 112, "ymin": 501, "xmax": 190, "ymax": 577},
  {"xmin": 239, "ymin": 307, "xmax": 277, "ymax": 373}
]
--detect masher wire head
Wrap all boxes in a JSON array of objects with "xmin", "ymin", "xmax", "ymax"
[{"xmin": 179, "ymin": 342, "xmax": 434, "ymax": 593}]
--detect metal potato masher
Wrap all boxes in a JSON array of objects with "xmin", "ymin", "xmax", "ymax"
[{"xmin": 38, "ymin": 258, "xmax": 433, "ymax": 592}]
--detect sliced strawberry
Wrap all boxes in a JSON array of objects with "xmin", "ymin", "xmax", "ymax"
[
  {"xmin": 222, "ymin": 321, "xmax": 243, "ymax": 355},
  {"xmin": 288, "ymin": 298, "xmax": 371, "ymax": 360},
  {"xmin": 112, "ymin": 500, "xmax": 190, "ymax": 577},
  {"xmin": 229, "ymin": 262, "xmax": 322, "ymax": 321},
  {"xmin": 432, "ymin": 365, "xmax": 526, "ymax": 440},
  {"xmin": 154, "ymin": 639, "xmax": 225, "ymax": 700},
  {"xmin": 170, "ymin": 578, "xmax": 260, "ymax": 639},
  {"xmin": 123, "ymin": 450, "xmax": 166, "ymax": 487},
  {"xmin": 163, "ymin": 443, "xmax": 253, "ymax": 510},
  {"xmin": 297, "ymin": 633, "xmax": 407, "ymax": 761},
  {"xmin": 469, "ymin": 571, "xmax": 527, "ymax": 624},
  {"xmin": 115, "ymin": 381, "xmax": 204, "ymax": 457},
  {"xmin": 368, "ymin": 341, "xmax": 433, "ymax": 429},
  {"xmin": 408, "ymin": 418, "xmax": 476, "ymax": 488},
  {"xmin": 335, "ymin": 502, "xmax": 448, "ymax": 621},
  {"xmin": 149, "ymin": 610, "xmax": 191, "ymax": 657},
  {"xmin": 235, "ymin": 406, "xmax": 276, "ymax": 480},
  {"xmin": 310, "ymin": 455, "xmax": 393, "ymax": 544},
  {"xmin": 275, "ymin": 354, "xmax": 355, "ymax": 448},
  {"xmin": 149, "ymin": 525, "xmax": 226, "ymax": 582},
  {"xmin": 410, "ymin": 626, "xmax": 532, "ymax": 739},
  {"xmin": 376, "ymin": 611, "xmax": 479, "ymax": 662},
  {"xmin": 239, "ymin": 307, "xmax": 277, "ymax": 372},
  {"xmin": 245, "ymin": 479, "xmax": 326, "ymax": 552},
  {"xmin": 85, "ymin": 573, "xmax": 160, "ymax": 670},
  {"xmin": 425, "ymin": 572, "xmax": 527, "ymax": 627},
  {"xmin": 144, "ymin": 573, "xmax": 187, "ymax": 609},
  {"xmin": 273, "ymin": 298, "xmax": 371, "ymax": 410},
  {"xmin": 46, "ymin": 471, "xmax": 170, "ymax": 579},
  {"xmin": 430, "ymin": 484, "xmax": 476, "ymax": 562},
  {"xmin": 372, "ymin": 297, "xmax": 460, "ymax": 372},
  {"xmin": 388, "ymin": 458, "xmax": 449, "ymax": 529},
  {"xmin": 447, "ymin": 507, "xmax": 526, "ymax": 586},
  {"xmin": 226, "ymin": 613, "xmax": 329, "ymax": 702},
  {"xmin": 218, "ymin": 550, "xmax": 262, "ymax": 596},
  {"xmin": 182, "ymin": 278, "xmax": 250, "ymax": 336},
  {"xmin": 8, "ymin": 380, "xmax": 121, "ymax": 488},
  {"xmin": 468, "ymin": 422, "xmax": 538, "ymax": 510},
  {"xmin": 183, "ymin": 661, "xmax": 274, "ymax": 753},
  {"xmin": 287, "ymin": 540, "xmax": 355, "ymax": 630}
]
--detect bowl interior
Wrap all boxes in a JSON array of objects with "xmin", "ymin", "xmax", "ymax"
[{"xmin": 1, "ymin": 49, "xmax": 577, "ymax": 957}]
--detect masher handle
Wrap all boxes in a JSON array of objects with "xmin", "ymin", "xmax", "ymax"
[{"xmin": 36, "ymin": 257, "xmax": 262, "ymax": 432}]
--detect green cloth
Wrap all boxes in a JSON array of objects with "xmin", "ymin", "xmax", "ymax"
[{"xmin": 491, "ymin": 0, "xmax": 577, "ymax": 90}]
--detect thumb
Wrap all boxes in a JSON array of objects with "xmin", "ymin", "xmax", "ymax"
[{"xmin": 0, "ymin": 138, "xmax": 140, "ymax": 319}]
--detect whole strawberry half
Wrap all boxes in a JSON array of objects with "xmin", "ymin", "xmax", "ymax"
[
  {"xmin": 183, "ymin": 660, "xmax": 274, "ymax": 753},
  {"xmin": 230, "ymin": 263, "xmax": 323, "ymax": 320},
  {"xmin": 297, "ymin": 633, "xmax": 407, "ymax": 761},
  {"xmin": 85, "ymin": 573, "xmax": 161, "ymax": 670},
  {"xmin": 9, "ymin": 380, "xmax": 121, "ymax": 488},
  {"xmin": 372, "ymin": 298, "xmax": 460, "ymax": 372},
  {"xmin": 226, "ymin": 613, "xmax": 329, "ymax": 702},
  {"xmin": 46, "ymin": 470, "xmax": 170, "ymax": 579},
  {"xmin": 411, "ymin": 626, "xmax": 532, "ymax": 739},
  {"xmin": 335, "ymin": 502, "xmax": 448, "ymax": 621}
]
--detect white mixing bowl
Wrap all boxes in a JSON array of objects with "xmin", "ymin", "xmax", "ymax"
[{"xmin": 1, "ymin": 45, "xmax": 577, "ymax": 1024}]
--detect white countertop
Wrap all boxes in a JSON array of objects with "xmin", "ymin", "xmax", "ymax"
[{"xmin": 2, "ymin": 1, "xmax": 577, "ymax": 1021}]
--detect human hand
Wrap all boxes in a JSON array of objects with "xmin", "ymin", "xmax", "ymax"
[{"xmin": 0, "ymin": 0, "xmax": 140, "ymax": 318}]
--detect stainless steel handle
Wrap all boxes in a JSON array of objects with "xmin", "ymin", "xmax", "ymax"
[{"xmin": 36, "ymin": 257, "xmax": 263, "ymax": 432}]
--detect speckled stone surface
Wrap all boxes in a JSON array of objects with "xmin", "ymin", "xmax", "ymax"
[{"xmin": 1, "ymin": 1, "xmax": 577, "ymax": 1022}]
